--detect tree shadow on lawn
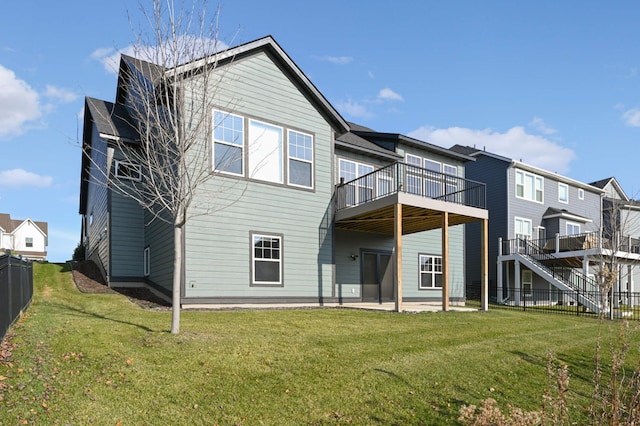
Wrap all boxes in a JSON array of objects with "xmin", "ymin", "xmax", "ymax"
[{"xmin": 45, "ymin": 301, "xmax": 158, "ymax": 333}]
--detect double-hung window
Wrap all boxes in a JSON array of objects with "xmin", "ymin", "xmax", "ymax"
[
  {"xmin": 213, "ymin": 110, "xmax": 244, "ymax": 175},
  {"xmin": 443, "ymin": 163, "xmax": 458, "ymax": 202},
  {"xmin": 251, "ymin": 233, "xmax": 282, "ymax": 285},
  {"xmin": 288, "ymin": 130, "xmax": 313, "ymax": 188},
  {"xmin": 515, "ymin": 170, "xmax": 543, "ymax": 203},
  {"xmin": 515, "ymin": 217, "xmax": 533, "ymax": 253},
  {"xmin": 25, "ymin": 237, "xmax": 33, "ymax": 248},
  {"xmin": 522, "ymin": 270, "xmax": 533, "ymax": 296},
  {"xmin": 558, "ymin": 183, "xmax": 569, "ymax": 204},
  {"xmin": 419, "ymin": 254, "xmax": 443, "ymax": 289}
]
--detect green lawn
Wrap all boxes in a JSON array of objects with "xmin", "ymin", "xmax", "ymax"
[{"xmin": 1, "ymin": 263, "xmax": 638, "ymax": 425}]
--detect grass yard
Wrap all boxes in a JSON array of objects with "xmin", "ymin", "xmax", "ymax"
[{"xmin": 1, "ymin": 263, "xmax": 639, "ymax": 425}]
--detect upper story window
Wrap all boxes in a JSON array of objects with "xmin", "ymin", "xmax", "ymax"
[
  {"xmin": 558, "ymin": 183, "xmax": 569, "ymax": 204},
  {"xmin": 249, "ymin": 119, "xmax": 283, "ymax": 184},
  {"xmin": 288, "ymin": 130, "xmax": 313, "ymax": 188},
  {"xmin": 404, "ymin": 154, "xmax": 458, "ymax": 199},
  {"xmin": 578, "ymin": 188, "xmax": 584, "ymax": 200},
  {"xmin": 25, "ymin": 237, "xmax": 33, "ymax": 248},
  {"xmin": 339, "ymin": 159, "xmax": 374, "ymax": 206},
  {"xmin": 114, "ymin": 161, "xmax": 142, "ymax": 181},
  {"xmin": 515, "ymin": 170, "xmax": 543, "ymax": 203},
  {"xmin": 213, "ymin": 110, "xmax": 244, "ymax": 176},
  {"xmin": 212, "ymin": 109, "xmax": 314, "ymax": 190}
]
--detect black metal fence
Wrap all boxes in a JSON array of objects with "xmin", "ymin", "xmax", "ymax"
[
  {"xmin": 468, "ymin": 288, "xmax": 640, "ymax": 321},
  {"xmin": 0, "ymin": 252, "xmax": 34, "ymax": 342}
]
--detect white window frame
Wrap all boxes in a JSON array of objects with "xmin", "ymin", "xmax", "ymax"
[
  {"xmin": 515, "ymin": 169, "xmax": 544, "ymax": 203},
  {"xmin": 251, "ymin": 233, "xmax": 283, "ymax": 286},
  {"xmin": 143, "ymin": 247, "xmax": 150, "ymax": 276},
  {"xmin": 578, "ymin": 188, "xmax": 584, "ymax": 200},
  {"xmin": 287, "ymin": 130, "xmax": 314, "ymax": 189},
  {"xmin": 558, "ymin": 182, "xmax": 569, "ymax": 204},
  {"xmin": 114, "ymin": 161, "xmax": 142, "ymax": 181},
  {"xmin": 212, "ymin": 110, "xmax": 245, "ymax": 176},
  {"xmin": 25, "ymin": 237, "xmax": 33, "ymax": 248},
  {"xmin": 566, "ymin": 221, "xmax": 581, "ymax": 235},
  {"xmin": 405, "ymin": 154, "xmax": 423, "ymax": 196},
  {"xmin": 248, "ymin": 119, "xmax": 284, "ymax": 184},
  {"xmin": 419, "ymin": 254, "xmax": 443, "ymax": 289},
  {"xmin": 338, "ymin": 159, "xmax": 374, "ymax": 206},
  {"xmin": 515, "ymin": 217, "xmax": 533, "ymax": 252},
  {"xmin": 423, "ymin": 158, "xmax": 442, "ymax": 198}
]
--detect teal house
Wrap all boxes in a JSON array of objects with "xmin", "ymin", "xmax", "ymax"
[{"xmin": 79, "ymin": 36, "xmax": 489, "ymax": 311}]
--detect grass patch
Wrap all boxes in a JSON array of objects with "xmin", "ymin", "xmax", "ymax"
[{"xmin": 1, "ymin": 263, "xmax": 638, "ymax": 424}]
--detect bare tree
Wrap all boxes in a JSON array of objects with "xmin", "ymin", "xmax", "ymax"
[{"xmin": 85, "ymin": 0, "xmax": 241, "ymax": 334}]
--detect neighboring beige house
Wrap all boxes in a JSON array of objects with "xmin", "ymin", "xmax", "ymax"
[{"xmin": 0, "ymin": 213, "xmax": 48, "ymax": 261}]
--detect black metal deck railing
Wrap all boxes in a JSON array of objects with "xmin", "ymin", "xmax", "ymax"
[{"xmin": 335, "ymin": 162, "xmax": 486, "ymax": 211}]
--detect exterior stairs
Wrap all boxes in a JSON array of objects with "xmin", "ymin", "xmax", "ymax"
[{"xmin": 514, "ymin": 239, "xmax": 602, "ymax": 314}]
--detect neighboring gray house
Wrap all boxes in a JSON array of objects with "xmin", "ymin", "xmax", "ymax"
[
  {"xmin": 79, "ymin": 36, "xmax": 489, "ymax": 311},
  {"xmin": 452, "ymin": 146, "xmax": 640, "ymax": 312}
]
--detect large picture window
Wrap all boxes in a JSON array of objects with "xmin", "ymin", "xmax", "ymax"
[
  {"xmin": 251, "ymin": 233, "xmax": 282, "ymax": 285},
  {"xmin": 288, "ymin": 130, "xmax": 313, "ymax": 188},
  {"xmin": 249, "ymin": 120, "xmax": 283, "ymax": 183},
  {"xmin": 213, "ymin": 110, "xmax": 244, "ymax": 175},
  {"xmin": 419, "ymin": 254, "xmax": 443, "ymax": 289},
  {"xmin": 515, "ymin": 170, "xmax": 543, "ymax": 203}
]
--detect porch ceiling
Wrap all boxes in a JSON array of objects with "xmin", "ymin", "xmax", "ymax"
[{"xmin": 335, "ymin": 202, "xmax": 485, "ymax": 236}]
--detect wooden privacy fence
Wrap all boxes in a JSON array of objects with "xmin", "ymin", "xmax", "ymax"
[{"xmin": 0, "ymin": 251, "xmax": 33, "ymax": 342}]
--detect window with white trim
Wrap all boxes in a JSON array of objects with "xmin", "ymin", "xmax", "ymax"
[
  {"xmin": 25, "ymin": 237, "xmax": 33, "ymax": 248},
  {"xmin": 423, "ymin": 159, "xmax": 442, "ymax": 198},
  {"xmin": 252, "ymin": 233, "xmax": 282, "ymax": 285},
  {"xmin": 419, "ymin": 254, "xmax": 443, "ymax": 289},
  {"xmin": 405, "ymin": 154, "xmax": 423, "ymax": 195},
  {"xmin": 288, "ymin": 130, "xmax": 313, "ymax": 188},
  {"xmin": 566, "ymin": 222, "xmax": 581, "ymax": 235},
  {"xmin": 143, "ymin": 247, "xmax": 150, "ymax": 276},
  {"xmin": 213, "ymin": 110, "xmax": 244, "ymax": 175},
  {"xmin": 339, "ymin": 159, "xmax": 373, "ymax": 206},
  {"xmin": 558, "ymin": 183, "xmax": 569, "ymax": 204},
  {"xmin": 515, "ymin": 217, "xmax": 533, "ymax": 252},
  {"xmin": 249, "ymin": 120, "xmax": 283, "ymax": 183},
  {"xmin": 578, "ymin": 188, "xmax": 584, "ymax": 200},
  {"xmin": 115, "ymin": 161, "xmax": 142, "ymax": 181},
  {"xmin": 515, "ymin": 170, "xmax": 543, "ymax": 203}
]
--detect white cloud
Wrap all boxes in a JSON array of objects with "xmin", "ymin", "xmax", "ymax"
[
  {"xmin": 408, "ymin": 125, "xmax": 575, "ymax": 174},
  {"xmin": 622, "ymin": 108, "xmax": 640, "ymax": 126},
  {"xmin": 91, "ymin": 35, "xmax": 229, "ymax": 75},
  {"xmin": 377, "ymin": 88, "xmax": 403, "ymax": 102},
  {"xmin": 528, "ymin": 116, "xmax": 557, "ymax": 135},
  {"xmin": 336, "ymin": 99, "xmax": 374, "ymax": 120},
  {"xmin": 44, "ymin": 85, "xmax": 79, "ymax": 103},
  {"xmin": 0, "ymin": 169, "xmax": 52, "ymax": 188},
  {"xmin": 317, "ymin": 55, "xmax": 353, "ymax": 65},
  {"xmin": 0, "ymin": 65, "xmax": 41, "ymax": 139}
]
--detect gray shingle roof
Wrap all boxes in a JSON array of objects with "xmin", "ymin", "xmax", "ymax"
[{"xmin": 85, "ymin": 97, "xmax": 139, "ymax": 142}]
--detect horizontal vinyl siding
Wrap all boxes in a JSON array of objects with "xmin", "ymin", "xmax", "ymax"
[
  {"xmin": 182, "ymin": 50, "xmax": 334, "ymax": 300},
  {"xmin": 110, "ymin": 192, "xmax": 144, "ymax": 277},
  {"xmin": 402, "ymin": 226, "xmax": 465, "ymax": 300},
  {"xmin": 144, "ymin": 211, "xmax": 174, "ymax": 293},
  {"xmin": 85, "ymin": 124, "xmax": 110, "ymax": 279}
]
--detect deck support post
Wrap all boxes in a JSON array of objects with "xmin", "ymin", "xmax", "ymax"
[
  {"xmin": 442, "ymin": 211, "xmax": 449, "ymax": 311},
  {"xmin": 394, "ymin": 203, "xmax": 403, "ymax": 313},
  {"xmin": 481, "ymin": 218, "xmax": 489, "ymax": 311}
]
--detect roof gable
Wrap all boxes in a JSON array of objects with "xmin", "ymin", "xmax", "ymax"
[
  {"xmin": 173, "ymin": 36, "xmax": 349, "ymax": 135},
  {"xmin": 0, "ymin": 214, "xmax": 47, "ymax": 236}
]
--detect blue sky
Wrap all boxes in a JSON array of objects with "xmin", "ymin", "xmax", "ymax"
[{"xmin": 2, "ymin": 1, "xmax": 640, "ymax": 261}]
